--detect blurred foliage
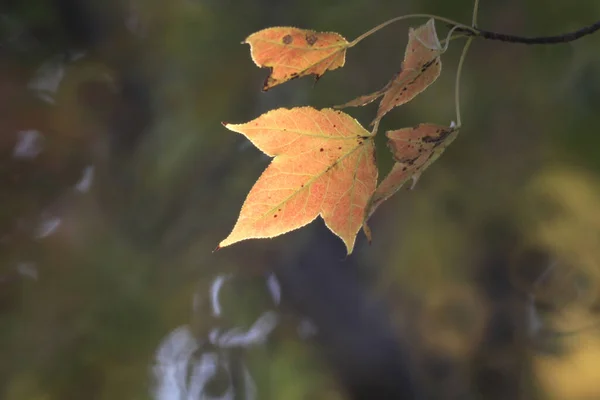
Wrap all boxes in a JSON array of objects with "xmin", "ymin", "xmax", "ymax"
[{"xmin": 1, "ymin": 0, "xmax": 600, "ymax": 399}]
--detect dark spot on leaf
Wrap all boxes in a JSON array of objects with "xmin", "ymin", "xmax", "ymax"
[
  {"xmin": 338, "ymin": 146, "xmax": 342, "ymax": 150},
  {"xmin": 398, "ymin": 155, "xmax": 419, "ymax": 165},
  {"xmin": 402, "ymin": 166, "xmax": 407, "ymax": 171},
  {"xmin": 278, "ymin": 209, "xmax": 282, "ymax": 211},
  {"xmin": 262, "ymin": 68, "xmax": 275, "ymax": 92},
  {"xmin": 282, "ymin": 34, "xmax": 293, "ymax": 44},
  {"xmin": 422, "ymin": 128, "xmax": 452, "ymax": 144},
  {"xmin": 420, "ymin": 59, "xmax": 436, "ymax": 72},
  {"xmin": 320, "ymin": 148, "xmax": 324, "ymax": 152},
  {"xmin": 306, "ymin": 34, "xmax": 318, "ymax": 46},
  {"xmin": 274, "ymin": 214, "xmax": 278, "ymax": 218}
]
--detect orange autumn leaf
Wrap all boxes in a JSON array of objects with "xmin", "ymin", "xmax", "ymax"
[
  {"xmin": 363, "ymin": 123, "xmax": 458, "ymax": 238},
  {"xmin": 219, "ymin": 107, "xmax": 377, "ymax": 254},
  {"xmin": 244, "ymin": 27, "xmax": 349, "ymax": 91},
  {"xmin": 336, "ymin": 19, "xmax": 443, "ymax": 127}
]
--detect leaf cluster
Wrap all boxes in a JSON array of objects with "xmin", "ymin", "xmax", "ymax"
[{"xmin": 219, "ymin": 18, "xmax": 470, "ymax": 254}]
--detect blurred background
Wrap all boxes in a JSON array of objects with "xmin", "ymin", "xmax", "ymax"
[{"xmin": 1, "ymin": 0, "xmax": 600, "ymax": 399}]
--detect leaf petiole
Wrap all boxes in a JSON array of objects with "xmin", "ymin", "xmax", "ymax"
[
  {"xmin": 472, "ymin": 0, "xmax": 481, "ymax": 27},
  {"xmin": 348, "ymin": 14, "xmax": 476, "ymax": 48},
  {"xmin": 439, "ymin": 25, "xmax": 464, "ymax": 52},
  {"xmin": 440, "ymin": 33, "xmax": 470, "ymax": 48},
  {"xmin": 454, "ymin": 37, "xmax": 473, "ymax": 127}
]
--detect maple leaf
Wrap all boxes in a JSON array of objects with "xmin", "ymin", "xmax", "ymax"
[
  {"xmin": 244, "ymin": 27, "xmax": 349, "ymax": 91},
  {"xmin": 219, "ymin": 107, "xmax": 377, "ymax": 254},
  {"xmin": 363, "ymin": 123, "xmax": 458, "ymax": 240},
  {"xmin": 336, "ymin": 19, "xmax": 443, "ymax": 128}
]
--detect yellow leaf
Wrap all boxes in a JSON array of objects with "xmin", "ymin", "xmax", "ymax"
[
  {"xmin": 244, "ymin": 27, "xmax": 349, "ymax": 91},
  {"xmin": 220, "ymin": 107, "xmax": 377, "ymax": 254}
]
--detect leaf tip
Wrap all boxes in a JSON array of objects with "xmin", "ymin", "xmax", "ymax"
[
  {"xmin": 409, "ymin": 172, "xmax": 422, "ymax": 190},
  {"xmin": 362, "ymin": 223, "xmax": 373, "ymax": 245},
  {"xmin": 312, "ymin": 74, "xmax": 321, "ymax": 87},
  {"xmin": 241, "ymin": 33, "xmax": 252, "ymax": 45},
  {"xmin": 342, "ymin": 239, "xmax": 356, "ymax": 256}
]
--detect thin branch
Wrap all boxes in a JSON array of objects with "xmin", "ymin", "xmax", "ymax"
[{"xmin": 458, "ymin": 20, "xmax": 600, "ymax": 44}]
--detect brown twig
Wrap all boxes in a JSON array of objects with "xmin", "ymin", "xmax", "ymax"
[{"xmin": 456, "ymin": 20, "xmax": 600, "ymax": 44}]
